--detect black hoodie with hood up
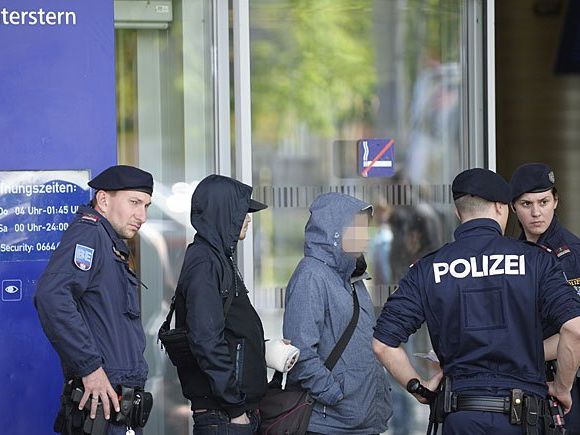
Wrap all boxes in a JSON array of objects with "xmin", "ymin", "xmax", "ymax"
[{"xmin": 174, "ymin": 175, "xmax": 267, "ymax": 418}]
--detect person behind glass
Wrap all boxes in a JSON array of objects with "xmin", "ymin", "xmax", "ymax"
[
  {"xmin": 35, "ymin": 165, "xmax": 154, "ymax": 435},
  {"xmin": 172, "ymin": 175, "xmax": 268, "ymax": 434},
  {"xmin": 283, "ymin": 192, "xmax": 393, "ymax": 435},
  {"xmin": 372, "ymin": 168, "xmax": 580, "ymax": 434},
  {"xmin": 510, "ymin": 163, "xmax": 580, "ymax": 433}
]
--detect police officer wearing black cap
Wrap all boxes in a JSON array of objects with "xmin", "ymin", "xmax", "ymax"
[
  {"xmin": 511, "ymin": 163, "xmax": 580, "ymax": 433},
  {"xmin": 35, "ymin": 165, "xmax": 154, "ymax": 435},
  {"xmin": 171, "ymin": 175, "xmax": 268, "ymax": 434},
  {"xmin": 373, "ymin": 168, "xmax": 580, "ymax": 434}
]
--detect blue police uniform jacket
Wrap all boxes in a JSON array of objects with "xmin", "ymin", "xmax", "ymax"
[
  {"xmin": 374, "ymin": 218, "xmax": 580, "ymax": 397},
  {"xmin": 525, "ymin": 216, "xmax": 580, "ymax": 297},
  {"xmin": 34, "ymin": 205, "xmax": 148, "ymax": 387},
  {"xmin": 522, "ymin": 215, "xmax": 580, "ymax": 430}
]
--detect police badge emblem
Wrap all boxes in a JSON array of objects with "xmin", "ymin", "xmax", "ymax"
[
  {"xmin": 74, "ymin": 244, "xmax": 94, "ymax": 271},
  {"xmin": 548, "ymin": 171, "xmax": 555, "ymax": 183}
]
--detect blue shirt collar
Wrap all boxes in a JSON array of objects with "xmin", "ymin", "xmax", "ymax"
[{"xmin": 454, "ymin": 218, "xmax": 503, "ymax": 240}]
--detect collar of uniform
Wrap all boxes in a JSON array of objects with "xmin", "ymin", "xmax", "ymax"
[
  {"xmin": 79, "ymin": 204, "xmax": 130, "ymax": 257},
  {"xmin": 454, "ymin": 218, "xmax": 502, "ymax": 240},
  {"xmin": 536, "ymin": 215, "xmax": 560, "ymax": 247}
]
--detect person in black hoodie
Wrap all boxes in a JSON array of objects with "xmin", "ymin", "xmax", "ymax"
[{"xmin": 173, "ymin": 174, "xmax": 268, "ymax": 434}]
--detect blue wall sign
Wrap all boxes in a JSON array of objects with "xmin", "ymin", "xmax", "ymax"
[
  {"xmin": 0, "ymin": 1, "xmax": 116, "ymax": 432},
  {"xmin": 0, "ymin": 171, "xmax": 90, "ymax": 262},
  {"xmin": 358, "ymin": 138, "xmax": 396, "ymax": 178}
]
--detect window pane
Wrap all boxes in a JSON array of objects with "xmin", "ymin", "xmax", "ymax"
[
  {"xmin": 115, "ymin": 1, "xmax": 216, "ymax": 434},
  {"xmin": 251, "ymin": 0, "xmax": 465, "ymax": 303},
  {"xmin": 250, "ymin": 1, "xmax": 468, "ymax": 433}
]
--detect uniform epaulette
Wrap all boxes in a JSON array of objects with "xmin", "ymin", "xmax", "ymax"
[
  {"xmin": 79, "ymin": 213, "xmax": 100, "ymax": 225},
  {"xmin": 554, "ymin": 245, "xmax": 571, "ymax": 258},
  {"xmin": 523, "ymin": 240, "xmax": 552, "ymax": 253}
]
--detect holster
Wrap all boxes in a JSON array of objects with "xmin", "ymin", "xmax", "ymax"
[
  {"xmin": 113, "ymin": 386, "xmax": 153, "ymax": 428},
  {"xmin": 523, "ymin": 395, "xmax": 540, "ymax": 435},
  {"xmin": 424, "ymin": 377, "xmax": 452, "ymax": 435},
  {"xmin": 429, "ymin": 376, "xmax": 452, "ymax": 424},
  {"xmin": 53, "ymin": 380, "xmax": 109, "ymax": 435},
  {"xmin": 544, "ymin": 397, "xmax": 567, "ymax": 435}
]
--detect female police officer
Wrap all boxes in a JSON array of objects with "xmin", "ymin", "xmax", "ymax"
[{"xmin": 510, "ymin": 163, "xmax": 580, "ymax": 433}]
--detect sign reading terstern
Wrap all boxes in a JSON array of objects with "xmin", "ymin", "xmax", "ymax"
[{"xmin": 0, "ymin": 170, "xmax": 90, "ymax": 264}]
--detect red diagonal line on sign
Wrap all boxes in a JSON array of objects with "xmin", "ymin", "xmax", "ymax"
[{"xmin": 361, "ymin": 139, "xmax": 394, "ymax": 177}]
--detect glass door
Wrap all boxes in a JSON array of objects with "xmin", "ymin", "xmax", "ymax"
[
  {"xmin": 115, "ymin": 1, "xmax": 218, "ymax": 434},
  {"xmin": 244, "ymin": 1, "xmax": 491, "ymax": 433}
]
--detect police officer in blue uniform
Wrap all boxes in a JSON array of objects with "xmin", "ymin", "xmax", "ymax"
[
  {"xmin": 35, "ymin": 165, "xmax": 154, "ymax": 435},
  {"xmin": 372, "ymin": 168, "xmax": 580, "ymax": 434},
  {"xmin": 511, "ymin": 163, "xmax": 580, "ymax": 433}
]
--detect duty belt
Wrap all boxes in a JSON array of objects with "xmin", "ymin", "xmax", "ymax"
[
  {"xmin": 408, "ymin": 377, "xmax": 566, "ymax": 435},
  {"xmin": 453, "ymin": 394, "xmax": 511, "ymax": 413},
  {"xmin": 53, "ymin": 380, "xmax": 153, "ymax": 434}
]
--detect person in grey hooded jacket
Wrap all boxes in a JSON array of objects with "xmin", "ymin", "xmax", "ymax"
[{"xmin": 283, "ymin": 192, "xmax": 393, "ymax": 435}]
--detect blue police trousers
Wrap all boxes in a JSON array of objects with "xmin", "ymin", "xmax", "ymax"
[{"xmin": 443, "ymin": 411, "xmax": 540, "ymax": 435}]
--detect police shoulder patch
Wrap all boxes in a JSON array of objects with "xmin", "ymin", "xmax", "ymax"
[{"xmin": 74, "ymin": 244, "xmax": 95, "ymax": 271}]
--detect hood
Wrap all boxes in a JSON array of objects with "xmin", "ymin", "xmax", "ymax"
[
  {"xmin": 190, "ymin": 175, "xmax": 252, "ymax": 255},
  {"xmin": 304, "ymin": 192, "xmax": 372, "ymax": 281}
]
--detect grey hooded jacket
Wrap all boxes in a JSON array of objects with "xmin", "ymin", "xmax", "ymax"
[{"xmin": 283, "ymin": 192, "xmax": 393, "ymax": 434}]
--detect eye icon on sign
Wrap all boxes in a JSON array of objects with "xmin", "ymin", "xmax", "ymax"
[
  {"xmin": 4, "ymin": 285, "xmax": 19, "ymax": 294},
  {"xmin": 2, "ymin": 279, "xmax": 23, "ymax": 302}
]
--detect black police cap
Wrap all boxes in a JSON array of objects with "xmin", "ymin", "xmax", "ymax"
[
  {"xmin": 452, "ymin": 168, "xmax": 511, "ymax": 204},
  {"xmin": 88, "ymin": 165, "xmax": 153, "ymax": 195},
  {"xmin": 509, "ymin": 163, "xmax": 555, "ymax": 202}
]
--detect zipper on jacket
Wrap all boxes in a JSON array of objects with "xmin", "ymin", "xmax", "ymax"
[
  {"xmin": 323, "ymin": 405, "xmax": 326, "ymax": 418},
  {"xmin": 229, "ymin": 254, "xmax": 239, "ymax": 296},
  {"xmin": 235, "ymin": 342, "xmax": 242, "ymax": 384}
]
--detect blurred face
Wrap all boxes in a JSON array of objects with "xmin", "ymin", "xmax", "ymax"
[
  {"xmin": 512, "ymin": 191, "xmax": 558, "ymax": 242},
  {"xmin": 239, "ymin": 214, "xmax": 251, "ymax": 240},
  {"xmin": 342, "ymin": 212, "xmax": 370, "ymax": 254},
  {"xmin": 95, "ymin": 190, "xmax": 151, "ymax": 239}
]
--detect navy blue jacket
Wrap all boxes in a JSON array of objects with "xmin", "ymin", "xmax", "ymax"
[
  {"xmin": 173, "ymin": 175, "xmax": 267, "ymax": 418},
  {"xmin": 374, "ymin": 218, "xmax": 580, "ymax": 397},
  {"xmin": 35, "ymin": 205, "xmax": 147, "ymax": 387},
  {"xmin": 527, "ymin": 216, "xmax": 580, "ymax": 295},
  {"xmin": 522, "ymin": 215, "xmax": 580, "ymax": 430}
]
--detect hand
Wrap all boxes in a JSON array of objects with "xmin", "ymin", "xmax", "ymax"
[
  {"xmin": 548, "ymin": 381, "xmax": 572, "ymax": 414},
  {"xmin": 412, "ymin": 371, "xmax": 444, "ymax": 405},
  {"xmin": 424, "ymin": 369, "xmax": 444, "ymax": 392},
  {"xmin": 79, "ymin": 367, "xmax": 121, "ymax": 420},
  {"xmin": 230, "ymin": 413, "xmax": 250, "ymax": 425}
]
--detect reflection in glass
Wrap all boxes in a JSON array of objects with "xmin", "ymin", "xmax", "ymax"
[
  {"xmin": 115, "ymin": 1, "xmax": 216, "ymax": 434},
  {"xmin": 250, "ymin": 1, "xmax": 466, "ymax": 434}
]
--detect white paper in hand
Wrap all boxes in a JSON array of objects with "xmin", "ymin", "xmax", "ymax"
[{"xmin": 265, "ymin": 339, "xmax": 300, "ymax": 372}]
